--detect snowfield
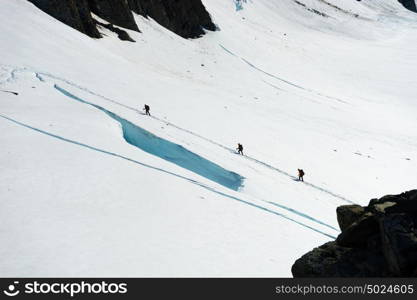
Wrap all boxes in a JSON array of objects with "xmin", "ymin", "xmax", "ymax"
[{"xmin": 1, "ymin": 0, "xmax": 416, "ymax": 276}]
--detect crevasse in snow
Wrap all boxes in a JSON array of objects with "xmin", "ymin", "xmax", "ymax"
[{"xmin": 54, "ymin": 84, "xmax": 245, "ymax": 191}]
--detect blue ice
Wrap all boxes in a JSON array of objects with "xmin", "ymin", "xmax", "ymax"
[
  {"xmin": 55, "ymin": 85, "xmax": 244, "ymax": 191},
  {"xmin": 234, "ymin": 0, "xmax": 243, "ymax": 11}
]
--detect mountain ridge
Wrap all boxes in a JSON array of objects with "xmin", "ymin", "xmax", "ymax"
[{"xmin": 27, "ymin": 0, "xmax": 216, "ymax": 40}]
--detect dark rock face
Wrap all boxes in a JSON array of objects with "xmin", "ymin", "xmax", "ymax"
[
  {"xmin": 75, "ymin": 0, "xmax": 102, "ymax": 38},
  {"xmin": 336, "ymin": 213, "xmax": 379, "ymax": 248},
  {"xmin": 28, "ymin": 0, "xmax": 101, "ymax": 38},
  {"xmin": 96, "ymin": 21, "xmax": 135, "ymax": 42},
  {"xmin": 291, "ymin": 242, "xmax": 389, "ymax": 277},
  {"xmin": 380, "ymin": 214, "xmax": 417, "ymax": 275},
  {"xmin": 398, "ymin": 0, "xmax": 417, "ymax": 12},
  {"xmin": 88, "ymin": 0, "xmax": 139, "ymax": 32},
  {"xmin": 28, "ymin": 0, "xmax": 216, "ymax": 40},
  {"xmin": 336, "ymin": 205, "xmax": 365, "ymax": 231},
  {"xmin": 292, "ymin": 190, "xmax": 417, "ymax": 277},
  {"xmin": 127, "ymin": 0, "xmax": 216, "ymax": 38}
]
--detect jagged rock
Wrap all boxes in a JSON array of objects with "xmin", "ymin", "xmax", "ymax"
[
  {"xmin": 127, "ymin": 0, "xmax": 216, "ymax": 38},
  {"xmin": 336, "ymin": 204, "xmax": 365, "ymax": 232},
  {"xmin": 75, "ymin": 0, "xmax": 102, "ymax": 38},
  {"xmin": 28, "ymin": 0, "xmax": 101, "ymax": 38},
  {"xmin": 379, "ymin": 213, "xmax": 417, "ymax": 276},
  {"xmin": 88, "ymin": 0, "xmax": 139, "ymax": 32},
  {"xmin": 370, "ymin": 190, "xmax": 417, "ymax": 214},
  {"xmin": 97, "ymin": 21, "xmax": 135, "ymax": 42},
  {"xmin": 398, "ymin": 0, "xmax": 417, "ymax": 12},
  {"xmin": 28, "ymin": 0, "xmax": 216, "ymax": 40},
  {"xmin": 292, "ymin": 190, "xmax": 417, "ymax": 277},
  {"xmin": 291, "ymin": 242, "xmax": 389, "ymax": 277},
  {"xmin": 336, "ymin": 213, "xmax": 379, "ymax": 248}
]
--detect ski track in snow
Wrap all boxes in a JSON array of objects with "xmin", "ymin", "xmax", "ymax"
[
  {"xmin": 0, "ymin": 113, "xmax": 336, "ymax": 239},
  {"xmin": 266, "ymin": 201, "xmax": 339, "ymax": 231},
  {"xmin": 52, "ymin": 83, "xmax": 340, "ymax": 234},
  {"xmin": 245, "ymin": 155, "xmax": 355, "ymax": 204},
  {"xmin": 32, "ymin": 68, "xmax": 355, "ymax": 205},
  {"xmin": 262, "ymin": 79, "xmax": 324, "ymax": 105},
  {"xmin": 262, "ymin": 80, "xmax": 285, "ymax": 92},
  {"xmin": 218, "ymin": 44, "xmax": 350, "ymax": 105},
  {"xmin": 54, "ymin": 84, "xmax": 245, "ymax": 191},
  {"xmin": 1, "ymin": 66, "xmax": 348, "ymax": 233}
]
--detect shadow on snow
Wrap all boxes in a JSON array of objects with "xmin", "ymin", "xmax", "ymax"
[{"xmin": 0, "ymin": 114, "xmax": 335, "ymax": 239}]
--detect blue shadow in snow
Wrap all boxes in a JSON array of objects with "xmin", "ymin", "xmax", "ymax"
[
  {"xmin": 266, "ymin": 201, "xmax": 339, "ymax": 232},
  {"xmin": 0, "ymin": 114, "xmax": 334, "ymax": 239},
  {"xmin": 54, "ymin": 85, "xmax": 244, "ymax": 191}
]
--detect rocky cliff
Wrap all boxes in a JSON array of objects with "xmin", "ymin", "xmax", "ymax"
[
  {"xmin": 398, "ymin": 0, "xmax": 417, "ymax": 12},
  {"xmin": 88, "ymin": 0, "xmax": 139, "ymax": 32},
  {"xmin": 127, "ymin": 0, "xmax": 216, "ymax": 38},
  {"xmin": 292, "ymin": 190, "xmax": 417, "ymax": 277},
  {"xmin": 28, "ymin": 0, "xmax": 101, "ymax": 38},
  {"xmin": 27, "ymin": 0, "xmax": 215, "ymax": 40}
]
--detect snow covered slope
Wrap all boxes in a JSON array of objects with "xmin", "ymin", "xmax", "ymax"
[{"xmin": 1, "ymin": 0, "xmax": 416, "ymax": 277}]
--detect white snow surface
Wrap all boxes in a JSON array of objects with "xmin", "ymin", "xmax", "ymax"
[{"xmin": 0, "ymin": 0, "xmax": 416, "ymax": 276}]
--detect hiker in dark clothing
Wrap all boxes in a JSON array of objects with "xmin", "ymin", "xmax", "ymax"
[
  {"xmin": 237, "ymin": 143, "xmax": 244, "ymax": 155},
  {"xmin": 298, "ymin": 169, "xmax": 305, "ymax": 182},
  {"xmin": 143, "ymin": 104, "xmax": 150, "ymax": 116}
]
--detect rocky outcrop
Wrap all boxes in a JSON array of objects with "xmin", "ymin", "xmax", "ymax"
[
  {"xmin": 27, "ymin": 0, "xmax": 216, "ymax": 40},
  {"xmin": 292, "ymin": 190, "xmax": 417, "ymax": 277},
  {"xmin": 96, "ymin": 21, "xmax": 135, "ymax": 42},
  {"xmin": 127, "ymin": 0, "xmax": 216, "ymax": 38},
  {"xmin": 398, "ymin": 0, "xmax": 417, "ymax": 12},
  {"xmin": 87, "ymin": 0, "xmax": 139, "ymax": 32},
  {"xmin": 28, "ymin": 0, "xmax": 101, "ymax": 38},
  {"xmin": 336, "ymin": 205, "xmax": 365, "ymax": 232}
]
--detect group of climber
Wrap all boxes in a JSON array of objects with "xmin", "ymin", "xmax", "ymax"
[
  {"xmin": 142, "ymin": 104, "xmax": 305, "ymax": 182},
  {"xmin": 236, "ymin": 143, "xmax": 305, "ymax": 182}
]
